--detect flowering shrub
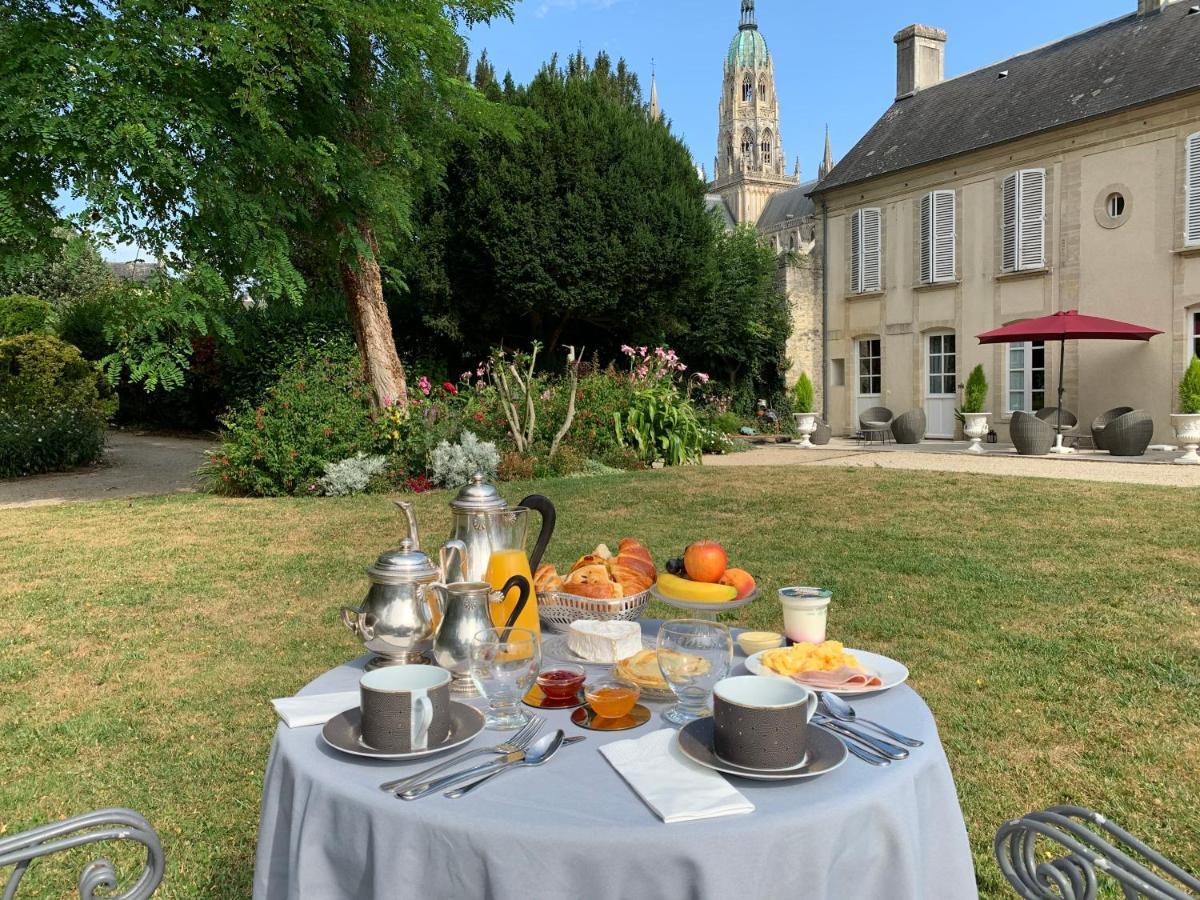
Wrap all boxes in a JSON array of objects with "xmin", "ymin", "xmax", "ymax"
[
  {"xmin": 0, "ymin": 335, "xmax": 111, "ymax": 477},
  {"xmin": 614, "ymin": 345, "xmax": 705, "ymax": 466},
  {"xmin": 204, "ymin": 340, "xmax": 382, "ymax": 496}
]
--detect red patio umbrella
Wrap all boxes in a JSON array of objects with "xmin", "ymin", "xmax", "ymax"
[{"xmin": 977, "ymin": 310, "xmax": 1163, "ymax": 452}]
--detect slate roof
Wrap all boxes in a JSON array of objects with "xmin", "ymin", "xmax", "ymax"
[
  {"xmin": 812, "ymin": 2, "xmax": 1200, "ymax": 194},
  {"xmin": 756, "ymin": 181, "xmax": 818, "ymax": 229},
  {"xmin": 704, "ymin": 194, "xmax": 736, "ymax": 229}
]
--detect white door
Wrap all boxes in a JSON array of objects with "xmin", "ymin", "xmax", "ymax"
[
  {"xmin": 855, "ymin": 338, "xmax": 882, "ymax": 421},
  {"xmin": 925, "ymin": 332, "xmax": 957, "ymax": 438}
]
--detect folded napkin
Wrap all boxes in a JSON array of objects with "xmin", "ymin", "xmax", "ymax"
[
  {"xmin": 599, "ymin": 728, "xmax": 754, "ymax": 824},
  {"xmin": 794, "ymin": 666, "xmax": 882, "ymax": 690},
  {"xmin": 271, "ymin": 691, "xmax": 359, "ymax": 728}
]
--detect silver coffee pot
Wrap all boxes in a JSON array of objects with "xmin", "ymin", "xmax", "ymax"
[
  {"xmin": 398, "ymin": 473, "xmax": 556, "ymax": 584},
  {"xmin": 341, "ymin": 538, "xmax": 466, "ymax": 669},
  {"xmin": 428, "ymin": 580, "xmax": 531, "ymax": 696}
]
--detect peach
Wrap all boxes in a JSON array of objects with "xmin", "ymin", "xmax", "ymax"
[
  {"xmin": 683, "ymin": 541, "xmax": 728, "ymax": 584},
  {"xmin": 719, "ymin": 568, "xmax": 756, "ymax": 600}
]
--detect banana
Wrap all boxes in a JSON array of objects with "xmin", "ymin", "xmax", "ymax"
[{"xmin": 657, "ymin": 572, "xmax": 738, "ymax": 603}]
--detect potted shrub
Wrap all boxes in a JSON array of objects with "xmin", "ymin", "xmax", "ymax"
[
  {"xmin": 791, "ymin": 372, "xmax": 818, "ymax": 448},
  {"xmin": 1172, "ymin": 358, "xmax": 1200, "ymax": 465},
  {"xmin": 957, "ymin": 365, "xmax": 990, "ymax": 454}
]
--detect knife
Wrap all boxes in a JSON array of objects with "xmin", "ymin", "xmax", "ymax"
[
  {"xmin": 814, "ymin": 716, "xmax": 909, "ymax": 760},
  {"xmin": 396, "ymin": 736, "xmax": 586, "ymax": 801}
]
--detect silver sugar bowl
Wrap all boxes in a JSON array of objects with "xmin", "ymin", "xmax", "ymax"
[{"xmin": 341, "ymin": 538, "xmax": 466, "ymax": 670}]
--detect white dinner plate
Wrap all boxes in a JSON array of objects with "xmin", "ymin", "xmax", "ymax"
[{"xmin": 744, "ymin": 647, "xmax": 909, "ymax": 696}]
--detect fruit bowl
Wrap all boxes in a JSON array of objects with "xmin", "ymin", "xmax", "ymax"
[{"xmin": 650, "ymin": 585, "xmax": 761, "ymax": 617}]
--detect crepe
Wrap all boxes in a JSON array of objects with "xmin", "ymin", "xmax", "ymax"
[{"xmin": 616, "ymin": 649, "xmax": 710, "ymax": 691}]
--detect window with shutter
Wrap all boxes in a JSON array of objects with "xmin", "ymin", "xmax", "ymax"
[
  {"xmin": 921, "ymin": 190, "xmax": 956, "ymax": 283},
  {"xmin": 1186, "ymin": 133, "xmax": 1200, "ymax": 246},
  {"xmin": 1001, "ymin": 169, "xmax": 1046, "ymax": 272},
  {"xmin": 860, "ymin": 208, "xmax": 882, "ymax": 292},
  {"xmin": 850, "ymin": 211, "xmax": 862, "ymax": 294}
]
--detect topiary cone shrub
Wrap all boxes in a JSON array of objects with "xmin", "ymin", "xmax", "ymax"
[
  {"xmin": 961, "ymin": 364, "xmax": 989, "ymax": 414},
  {"xmin": 792, "ymin": 372, "xmax": 815, "ymax": 414},
  {"xmin": 1179, "ymin": 358, "xmax": 1200, "ymax": 415}
]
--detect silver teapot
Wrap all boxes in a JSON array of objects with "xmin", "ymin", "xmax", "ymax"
[
  {"xmin": 341, "ymin": 537, "xmax": 466, "ymax": 669},
  {"xmin": 398, "ymin": 473, "xmax": 556, "ymax": 584},
  {"xmin": 428, "ymin": 579, "xmax": 531, "ymax": 696}
]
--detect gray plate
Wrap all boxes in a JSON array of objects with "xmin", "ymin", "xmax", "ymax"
[
  {"xmin": 321, "ymin": 702, "xmax": 485, "ymax": 761},
  {"xmin": 676, "ymin": 718, "xmax": 848, "ymax": 781}
]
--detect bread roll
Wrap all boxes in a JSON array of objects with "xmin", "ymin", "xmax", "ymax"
[
  {"xmin": 608, "ymin": 563, "xmax": 652, "ymax": 597},
  {"xmin": 534, "ymin": 564, "xmax": 563, "ymax": 594}
]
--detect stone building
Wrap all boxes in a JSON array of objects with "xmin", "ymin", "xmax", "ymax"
[
  {"xmin": 704, "ymin": 0, "xmax": 826, "ymax": 403},
  {"xmin": 809, "ymin": 0, "xmax": 1200, "ymax": 441}
]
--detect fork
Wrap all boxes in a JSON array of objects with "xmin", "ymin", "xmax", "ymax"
[{"xmin": 378, "ymin": 715, "xmax": 545, "ymax": 794}]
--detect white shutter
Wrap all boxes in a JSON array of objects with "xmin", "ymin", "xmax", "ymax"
[
  {"xmin": 932, "ymin": 190, "xmax": 956, "ymax": 282},
  {"xmin": 861, "ymin": 207, "xmax": 882, "ymax": 292},
  {"xmin": 850, "ymin": 210, "xmax": 862, "ymax": 293},
  {"xmin": 1017, "ymin": 168, "xmax": 1046, "ymax": 270},
  {"xmin": 1001, "ymin": 173, "xmax": 1018, "ymax": 272},
  {"xmin": 1186, "ymin": 132, "xmax": 1200, "ymax": 246},
  {"xmin": 920, "ymin": 194, "xmax": 933, "ymax": 283}
]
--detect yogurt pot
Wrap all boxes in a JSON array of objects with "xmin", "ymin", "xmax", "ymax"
[{"xmin": 778, "ymin": 587, "xmax": 832, "ymax": 645}]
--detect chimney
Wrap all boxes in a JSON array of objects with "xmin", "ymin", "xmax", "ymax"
[
  {"xmin": 894, "ymin": 24, "xmax": 947, "ymax": 100},
  {"xmin": 1137, "ymin": 0, "xmax": 1169, "ymax": 13}
]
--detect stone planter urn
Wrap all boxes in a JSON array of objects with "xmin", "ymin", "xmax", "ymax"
[
  {"xmin": 793, "ymin": 412, "xmax": 818, "ymax": 449},
  {"xmin": 962, "ymin": 412, "xmax": 990, "ymax": 454},
  {"xmin": 1170, "ymin": 413, "xmax": 1200, "ymax": 465}
]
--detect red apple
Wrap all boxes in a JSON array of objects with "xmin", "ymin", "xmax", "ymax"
[{"xmin": 684, "ymin": 541, "xmax": 728, "ymax": 584}]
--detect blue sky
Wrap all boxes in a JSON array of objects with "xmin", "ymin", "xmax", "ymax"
[{"xmin": 466, "ymin": 0, "xmax": 1133, "ymax": 181}]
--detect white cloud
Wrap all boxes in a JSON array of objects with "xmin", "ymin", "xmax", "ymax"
[{"xmin": 533, "ymin": 0, "xmax": 623, "ymax": 19}]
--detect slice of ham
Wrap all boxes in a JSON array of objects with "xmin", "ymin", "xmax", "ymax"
[{"xmin": 793, "ymin": 666, "xmax": 882, "ymax": 690}]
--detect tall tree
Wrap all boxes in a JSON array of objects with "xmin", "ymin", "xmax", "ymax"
[
  {"xmin": 0, "ymin": 0, "xmax": 513, "ymax": 408},
  {"xmin": 401, "ymin": 51, "xmax": 715, "ymax": 360}
]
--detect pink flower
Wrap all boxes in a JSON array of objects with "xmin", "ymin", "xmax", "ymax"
[
  {"xmin": 696, "ymin": 373, "xmax": 711, "ymax": 384},
  {"xmin": 460, "ymin": 371, "xmax": 472, "ymax": 383},
  {"xmin": 476, "ymin": 364, "xmax": 487, "ymax": 377},
  {"xmin": 635, "ymin": 365, "xmax": 649, "ymax": 379},
  {"xmin": 638, "ymin": 347, "xmax": 649, "ymax": 357},
  {"xmin": 418, "ymin": 376, "xmax": 431, "ymax": 396},
  {"xmin": 620, "ymin": 344, "xmax": 634, "ymax": 356},
  {"xmin": 382, "ymin": 395, "xmax": 393, "ymax": 408}
]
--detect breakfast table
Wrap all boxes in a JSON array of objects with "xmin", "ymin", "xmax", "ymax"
[{"xmin": 252, "ymin": 623, "xmax": 978, "ymax": 900}]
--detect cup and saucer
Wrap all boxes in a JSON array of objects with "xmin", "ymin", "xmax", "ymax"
[
  {"xmin": 675, "ymin": 676, "xmax": 847, "ymax": 781},
  {"xmin": 321, "ymin": 666, "xmax": 485, "ymax": 761}
]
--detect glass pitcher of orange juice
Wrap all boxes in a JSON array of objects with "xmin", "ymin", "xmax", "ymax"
[{"xmin": 480, "ymin": 507, "xmax": 543, "ymax": 637}]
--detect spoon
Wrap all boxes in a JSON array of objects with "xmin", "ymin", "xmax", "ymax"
[
  {"xmin": 444, "ymin": 730, "xmax": 567, "ymax": 799},
  {"xmin": 819, "ymin": 691, "xmax": 924, "ymax": 748}
]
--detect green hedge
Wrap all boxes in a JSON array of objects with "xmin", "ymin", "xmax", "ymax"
[
  {"xmin": 0, "ymin": 335, "xmax": 112, "ymax": 477},
  {"xmin": 0, "ymin": 295, "xmax": 53, "ymax": 338}
]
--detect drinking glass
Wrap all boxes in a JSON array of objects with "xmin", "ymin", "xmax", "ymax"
[
  {"xmin": 469, "ymin": 627, "xmax": 541, "ymax": 730},
  {"xmin": 656, "ymin": 619, "xmax": 733, "ymax": 727}
]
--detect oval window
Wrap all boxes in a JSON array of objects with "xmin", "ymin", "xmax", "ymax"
[{"xmin": 1106, "ymin": 193, "xmax": 1125, "ymax": 219}]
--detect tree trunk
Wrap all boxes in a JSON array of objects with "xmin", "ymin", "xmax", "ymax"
[
  {"xmin": 341, "ymin": 26, "xmax": 408, "ymax": 410},
  {"xmin": 340, "ymin": 223, "xmax": 408, "ymax": 409}
]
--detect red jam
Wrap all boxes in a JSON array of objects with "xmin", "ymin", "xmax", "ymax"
[{"xmin": 536, "ymin": 668, "xmax": 586, "ymax": 700}]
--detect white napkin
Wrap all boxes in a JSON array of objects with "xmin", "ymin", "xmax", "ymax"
[
  {"xmin": 271, "ymin": 691, "xmax": 359, "ymax": 728},
  {"xmin": 599, "ymin": 728, "xmax": 755, "ymax": 823}
]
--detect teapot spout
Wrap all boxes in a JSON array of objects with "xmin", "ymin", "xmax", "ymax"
[{"xmin": 395, "ymin": 500, "xmax": 421, "ymax": 550}]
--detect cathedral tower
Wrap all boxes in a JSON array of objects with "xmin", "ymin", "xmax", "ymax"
[{"xmin": 709, "ymin": 0, "xmax": 798, "ymax": 225}]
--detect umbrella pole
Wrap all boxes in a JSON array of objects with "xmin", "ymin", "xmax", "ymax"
[{"xmin": 1048, "ymin": 338, "xmax": 1073, "ymax": 454}]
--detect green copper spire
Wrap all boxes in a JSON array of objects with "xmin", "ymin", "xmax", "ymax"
[
  {"xmin": 728, "ymin": 1, "xmax": 769, "ymax": 69},
  {"xmin": 740, "ymin": 0, "xmax": 757, "ymax": 30}
]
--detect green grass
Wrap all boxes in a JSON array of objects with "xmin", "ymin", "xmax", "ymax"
[{"xmin": 1, "ymin": 466, "xmax": 1197, "ymax": 898}]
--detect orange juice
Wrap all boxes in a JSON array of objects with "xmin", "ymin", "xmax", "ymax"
[{"xmin": 484, "ymin": 548, "xmax": 541, "ymax": 637}]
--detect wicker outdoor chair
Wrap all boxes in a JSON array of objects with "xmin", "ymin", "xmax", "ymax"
[
  {"xmin": 1035, "ymin": 407, "xmax": 1079, "ymax": 434},
  {"xmin": 858, "ymin": 406, "xmax": 894, "ymax": 444},
  {"xmin": 811, "ymin": 419, "xmax": 832, "ymax": 446},
  {"xmin": 1010, "ymin": 411, "xmax": 1056, "ymax": 455},
  {"xmin": 996, "ymin": 805, "xmax": 1200, "ymax": 899},
  {"xmin": 1091, "ymin": 407, "xmax": 1135, "ymax": 451},
  {"xmin": 890, "ymin": 409, "xmax": 927, "ymax": 444},
  {"xmin": 0, "ymin": 808, "xmax": 164, "ymax": 899},
  {"xmin": 1102, "ymin": 409, "xmax": 1154, "ymax": 457}
]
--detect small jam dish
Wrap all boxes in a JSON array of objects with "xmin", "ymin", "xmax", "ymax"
[
  {"xmin": 536, "ymin": 665, "xmax": 587, "ymax": 701},
  {"xmin": 737, "ymin": 631, "xmax": 784, "ymax": 655}
]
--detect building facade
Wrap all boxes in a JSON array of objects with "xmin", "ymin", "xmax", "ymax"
[
  {"xmin": 810, "ymin": 0, "xmax": 1200, "ymax": 442},
  {"xmin": 705, "ymin": 0, "xmax": 826, "ymax": 404}
]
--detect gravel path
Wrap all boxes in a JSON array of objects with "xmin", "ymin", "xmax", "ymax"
[
  {"xmin": 0, "ymin": 431, "xmax": 215, "ymax": 509},
  {"xmin": 705, "ymin": 441, "xmax": 1200, "ymax": 487}
]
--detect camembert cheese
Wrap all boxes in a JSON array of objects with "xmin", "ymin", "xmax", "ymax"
[{"xmin": 566, "ymin": 620, "xmax": 642, "ymax": 663}]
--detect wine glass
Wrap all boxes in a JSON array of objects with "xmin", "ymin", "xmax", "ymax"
[
  {"xmin": 469, "ymin": 627, "xmax": 541, "ymax": 730},
  {"xmin": 656, "ymin": 619, "xmax": 733, "ymax": 726}
]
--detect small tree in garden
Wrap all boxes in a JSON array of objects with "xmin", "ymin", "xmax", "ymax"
[
  {"xmin": 961, "ymin": 365, "xmax": 989, "ymax": 414},
  {"xmin": 1179, "ymin": 358, "xmax": 1200, "ymax": 414},
  {"xmin": 490, "ymin": 343, "xmax": 583, "ymax": 459},
  {"xmin": 792, "ymin": 372, "xmax": 815, "ymax": 414}
]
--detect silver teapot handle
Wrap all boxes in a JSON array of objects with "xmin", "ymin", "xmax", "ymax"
[
  {"xmin": 395, "ymin": 500, "xmax": 421, "ymax": 550},
  {"xmin": 341, "ymin": 606, "xmax": 376, "ymax": 641},
  {"xmin": 439, "ymin": 539, "xmax": 468, "ymax": 582}
]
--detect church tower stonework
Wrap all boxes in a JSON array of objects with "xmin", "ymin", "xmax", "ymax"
[{"xmin": 710, "ymin": 0, "xmax": 799, "ymax": 225}]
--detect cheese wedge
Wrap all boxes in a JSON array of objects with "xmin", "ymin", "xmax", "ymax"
[{"xmin": 567, "ymin": 620, "xmax": 643, "ymax": 663}]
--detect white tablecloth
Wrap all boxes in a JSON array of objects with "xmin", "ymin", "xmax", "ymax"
[{"xmin": 253, "ymin": 628, "xmax": 977, "ymax": 900}]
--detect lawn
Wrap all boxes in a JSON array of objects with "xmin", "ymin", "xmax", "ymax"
[{"xmin": 1, "ymin": 466, "xmax": 1197, "ymax": 898}]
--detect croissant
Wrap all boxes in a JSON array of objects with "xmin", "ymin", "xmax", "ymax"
[
  {"xmin": 608, "ymin": 563, "xmax": 652, "ymax": 597},
  {"xmin": 561, "ymin": 579, "xmax": 620, "ymax": 600},
  {"xmin": 534, "ymin": 564, "xmax": 563, "ymax": 594},
  {"xmin": 570, "ymin": 553, "xmax": 609, "ymax": 573},
  {"xmin": 614, "ymin": 554, "xmax": 656, "ymax": 581},
  {"xmin": 616, "ymin": 543, "xmax": 653, "ymax": 567}
]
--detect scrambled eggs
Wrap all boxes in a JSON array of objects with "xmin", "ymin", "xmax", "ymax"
[{"xmin": 761, "ymin": 640, "xmax": 861, "ymax": 676}]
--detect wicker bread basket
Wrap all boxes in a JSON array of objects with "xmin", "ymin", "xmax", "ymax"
[{"xmin": 537, "ymin": 587, "xmax": 652, "ymax": 634}]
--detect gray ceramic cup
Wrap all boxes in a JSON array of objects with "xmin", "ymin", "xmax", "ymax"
[
  {"xmin": 359, "ymin": 665, "xmax": 452, "ymax": 753},
  {"xmin": 712, "ymin": 675, "xmax": 817, "ymax": 770}
]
